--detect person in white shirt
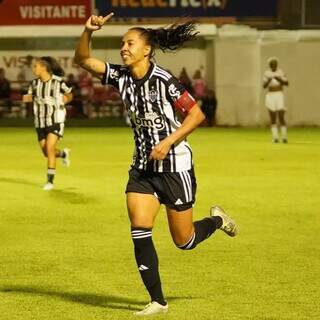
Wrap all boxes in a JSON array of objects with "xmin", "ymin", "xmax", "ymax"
[{"xmin": 263, "ymin": 57, "xmax": 289, "ymax": 143}]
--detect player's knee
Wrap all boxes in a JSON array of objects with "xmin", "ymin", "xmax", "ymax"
[
  {"xmin": 174, "ymin": 232, "xmax": 196, "ymax": 250},
  {"xmin": 46, "ymin": 145, "xmax": 55, "ymax": 155}
]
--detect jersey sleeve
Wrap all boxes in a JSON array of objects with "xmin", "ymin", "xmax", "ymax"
[
  {"xmin": 27, "ymin": 83, "xmax": 33, "ymax": 95},
  {"xmin": 27, "ymin": 79, "xmax": 36, "ymax": 96},
  {"xmin": 60, "ymin": 81, "xmax": 72, "ymax": 94},
  {"xmin": 278, "ymin": 70, "xmax": 288, "ymax": 82},
  {"xmin": 167, "ymin": 76, "xmax": 196, "ymax": 113},
  {"xmin": 101, "ymin": 63, "xmax": 122, "ymax": 90}
]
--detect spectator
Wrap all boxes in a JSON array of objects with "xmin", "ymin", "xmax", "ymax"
[
  {"xmin": 18, "ymin": 55, "xmax": 34, "ymax": 91},
  {"xmin": 201, "ymin": 89, "xmax": 218, "ymax": 126},
  {"xmin": 78, "ymin": 69, "xmax": 94, "ymax": 116},
  {"xmin": 192, "ymin": 69, "xmax": 207, "ymax": 100},
  {"xmin": 0, "ymin": 68, "xmax": 11, "ymax": 111},
  {"xmin": 66, "ymin": 73, "xmax": 85, "ymax": 117},
  {"xmin": 178, "ymin": 67, "xmax": 193, "ymax": 94},
  {"xmin": 18, "ymin": 55, "xmax": 34, "ymax": 116}
]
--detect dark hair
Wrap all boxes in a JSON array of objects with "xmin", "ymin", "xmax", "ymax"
[
  {"xmin": 39, "ymin": 56, "xmax": 65, "ymax": 77},
  {"xmin": 131, "ymin": 21, "xmax": 198, "ymax": 58}
]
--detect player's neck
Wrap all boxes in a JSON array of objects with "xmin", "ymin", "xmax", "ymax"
[
  {"xmin": 40, "ymin": 72, "xmax": 51, "ymax": 82},
  {"xmin": 130, "ymin": 59, "xmax": 151, "ymax": 80}
]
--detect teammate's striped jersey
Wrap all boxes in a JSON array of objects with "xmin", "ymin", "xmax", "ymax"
[
  {"xmin": 28, "ymin": 75, "xmax": 72, "ymax": 128},
  {"xmin": 102, "ymin": 62, "xmax": 197, "ymax": 173}
]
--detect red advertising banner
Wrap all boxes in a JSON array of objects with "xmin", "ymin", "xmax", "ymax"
[{"xmin": 0, "ymin": 0, "xmax": 92, "ymax": 25}]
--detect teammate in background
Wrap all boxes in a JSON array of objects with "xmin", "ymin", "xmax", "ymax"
[
  {"xmin": 75, "ymin": 14, "xmax": 238, "ymax": 316},
  {"xmin": 22, "ymin": 57, "xmax": 73, "ymax": 190},
  {"xmin": 263, "ymin": 57, "xmax": 289, "ymax": 143}
]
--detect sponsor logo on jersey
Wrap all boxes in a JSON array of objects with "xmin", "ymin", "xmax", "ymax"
[
  {"xmin": 110, "ymin": 68, "xmax": 119, "ymax": 80},
  {"xmin": 131, "ymin": 111, "xmax": 165, "ymax": 131},
  {"xmin": 168, "ymin": 83, "xmax": 180, "ymax": 99}
]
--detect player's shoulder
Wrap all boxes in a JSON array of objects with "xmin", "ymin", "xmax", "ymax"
[
  {"xmin": 52, "ymin": 74, "xmax": 63, "ymax": 81},
  {"xmin": 277, "ymin": 68, "xmax": 284, "ymax": 74},
  {"xmin": 153, "ymin": 64, "xmax": 174, "ymax": 82},
  {"xmin": 107, "ymin": 63, "xmax": 129, "ymax": 78},
  {"xmin": 108, "ymin": 63, "xmax": 128, "ymax": 72}
]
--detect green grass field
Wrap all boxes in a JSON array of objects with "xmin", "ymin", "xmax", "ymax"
[{"xmin": 0, "ymin": 127, "xmax": 319, "ymax": 320}]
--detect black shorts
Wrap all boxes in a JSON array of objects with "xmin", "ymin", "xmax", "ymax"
[
  {"xmin": 36, "ymin": 123, "xmax": 65, "ymax": 141},
  {"xmin": 125, "ymin": 167, "xmax": 197, "ymax": 212}
]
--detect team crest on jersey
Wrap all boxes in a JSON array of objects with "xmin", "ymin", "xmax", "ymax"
[{"xmin": 148, "ymin": 89, "xmax": 158, "ymax": 103}]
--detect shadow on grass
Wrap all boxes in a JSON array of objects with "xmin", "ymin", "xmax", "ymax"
[
  {"xmin": 49, "ymin": 189, "xmax": 96, "ymax": 205},
  {"xmin": 0, "ymin": 177, "xmax": 95, "ymax": 204},
  {"xmin": 0, "ymin": 285, "xmax": 189, "ymax": 311},
  {"xmin": 0, "ymin": 177, "xmax": 39, "ymax": 187}
]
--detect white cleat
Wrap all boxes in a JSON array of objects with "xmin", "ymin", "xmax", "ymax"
[
  {"xmin": 62, "ymin": 148, "xmax": 70, "ymax": 167},
  {"xmin": 210, "ymin": 205, "xmax": 238, "ymax": 237},
  {"xmin": 43, "ymin": 182, "xmax": 54, "ymax": 191},
  {"xmin": 134, "ymin": 301, "xmax": 168, "ymax": 316}
]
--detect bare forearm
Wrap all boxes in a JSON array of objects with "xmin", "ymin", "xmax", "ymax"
[
  {"xmin": 263, "ymin": 78, "xmax": 272, "ymax": 88},
  {"xmin": 75, "ymin": 29, "xmax": 93, "ymax": 65},
  {"xmin": 168, "ymin": 106, "xmax": 205, "ymax": 145},
  {"xmin": 63, "ymin": 93, "xmax": 73, "ymax": 104}
]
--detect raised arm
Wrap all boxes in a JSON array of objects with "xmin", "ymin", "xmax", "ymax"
[{"xmin": 74, "ymin": 13, "xmax": 114, "ymax": 80}]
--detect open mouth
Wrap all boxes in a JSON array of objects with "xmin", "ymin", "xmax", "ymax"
[{"xmin": 121, "ymin": 52, "xmax": 131, "ymax": 59}]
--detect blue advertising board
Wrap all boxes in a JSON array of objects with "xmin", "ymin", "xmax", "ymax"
[{"xmin": 95, "ymin": 0, "xmax": 278, "ymax": 18}]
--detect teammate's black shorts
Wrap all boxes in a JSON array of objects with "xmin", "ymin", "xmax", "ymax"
[
  {"xmin": 125, "ymin": 167, "xmax": 197, "ymax": 212},
  {"xmin": 36, "ymin": 123, "xmax": 65, "ymax": 141}
]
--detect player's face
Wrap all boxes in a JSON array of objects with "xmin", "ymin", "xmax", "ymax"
[
  {"xmin": 31, "ymin": 60, "xmax": 47, "ymax": 77},
  {"xmin": 120, "ymin": 30, "xmax": 151, "ymax": 66},
  {"xmin": 270, "ymin": 60, "xmax": 278, "ymax": 71}
]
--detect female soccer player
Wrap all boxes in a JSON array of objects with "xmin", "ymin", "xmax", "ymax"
[
  {"xmin": 22, "ymin": 57, "xmax": 73, "ymax": 190},
  {"xmin": 75, "ymin": 13, "xmax": 238, "ymax": 316},
  {"xmin": 263, "ymin": 57, "xmax": 289, "ymax": 143}
]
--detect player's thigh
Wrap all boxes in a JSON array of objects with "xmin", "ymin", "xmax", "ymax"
[
  {"xmin": 127, "ymin": 192, "xmax": 160, "ymax": 228},
  {"xmin": 268, "ymin": 110, "xmax": 277, "ymax": 123},
  {"xmin": 166, "ymin": 207, "xmax": 194, "ymax": 246},
  {"xmin": 278, "ymin": 110, "xmax": 286, "ymax": 125},
  {"xmin": 46, "ymin": 133, "xmax": 59, "ymax": 152},
  {"xmin": 38, "ymin": 139, "xmax": 47, "ymax": 155}
]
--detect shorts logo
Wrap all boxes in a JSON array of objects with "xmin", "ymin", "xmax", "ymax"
[{"xmin": 131, "ymin": 111, "xmax": 165, "ymax": 131}]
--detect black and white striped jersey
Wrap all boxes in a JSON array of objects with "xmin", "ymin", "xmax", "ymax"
[
  {"xmin": 28, "ymin": 75, "xmax": 72, "ymax": 128},
  {"xmin": 102, "ymin": 62, "xmax": 197, "ymax": 173}
]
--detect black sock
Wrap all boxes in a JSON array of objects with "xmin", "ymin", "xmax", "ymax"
[
  {"xmin": 47, "ymin": 168, "xmax": 56, "ymax": 184},
  {"xmin": 178, "ymin": 216, "xmax": 222, "ymax": 250},
  {"xmin": 131, "ymin": 228, "xmax": 166, "ymax": 306},
  {"xmin": 58, "ymin": 150, "xmax": 66, "ymax": 158}
]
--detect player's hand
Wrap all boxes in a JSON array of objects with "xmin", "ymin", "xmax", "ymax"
[
  {"xmin": 149, "ymin": 138, "xmax": 173, "ymax": 161},
  {"xmin": 85, "ymin": 13, "xmax": 114, "ymax": 31},
  {"xmin": 274, "ymin": 76, "xmax": 282, "ymax": 82},
  {"xmin": 22, "ymin": 94, "xmax": 33, "ymax": 103}
]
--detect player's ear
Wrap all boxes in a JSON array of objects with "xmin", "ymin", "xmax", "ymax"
[{"xmin": 144, "ymin": 45, "xmax": 151, "ymax": 58}]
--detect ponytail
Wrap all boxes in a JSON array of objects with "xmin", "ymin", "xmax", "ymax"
[
  {"xmin": 39, "ymin": 56, "xmax": 65, "ymax": 77},
  {"xmin": 131, "ymin": 21, "xmax": 198, "ymax": 58}
]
